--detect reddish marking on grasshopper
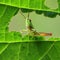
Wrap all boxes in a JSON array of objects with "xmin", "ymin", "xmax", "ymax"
[
  {"xmin": 39, "ymin": 32, "xmax": 52, "ymax": 36},
  {"xmin": 34, "ymin": 31, "xmax": 52, "ymax": 36}
]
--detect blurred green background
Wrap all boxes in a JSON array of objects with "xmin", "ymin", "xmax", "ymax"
[{"xmin": 9, "ymin": 11, "xmax": 60, "ymax": 38}]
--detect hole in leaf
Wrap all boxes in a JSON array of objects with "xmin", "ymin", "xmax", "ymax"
[
  {"xmin": 9, "ymin": 10, "xmax": 25, "ymax": 33},
  {"xmin": 9, "ymin": 10, "xmax": 60, "ymax": 39},
  {"xmin": 44, "ymin": 0, "xmax": 58, "ymax": 9}
]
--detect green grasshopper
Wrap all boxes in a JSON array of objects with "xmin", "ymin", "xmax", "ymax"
[{"xmin": 20, "ymin": 11, "xmax": 52, "ymax": 36}]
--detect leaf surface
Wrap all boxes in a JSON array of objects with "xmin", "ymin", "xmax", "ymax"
[
  {"xmin": 0, "ymin": 0, "xmax": 60, "ymax": 13},
  {"xmin": 0, "ymin": 1, "xmax": 60, "ymax": 60},
  {"xmin": 0, "ymin": 41, "xmax": 60, "ymax": 60}
]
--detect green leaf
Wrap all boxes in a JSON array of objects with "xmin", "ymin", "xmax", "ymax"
[
  {"xmin": 42, "ymin": 41, "xmax": 60, "ymax": 60},
  {"xmin": 0, "ymin": 0, "xmax": 60, "ymax": 13},
  {"xmin": 0, "ymin": 1, "xmax": 60, "ymax": 60},
  {"xmin": 0, "ymin": 43, "xmax": 9, "ymax": 54},
  {"xmin": 48, "ymin": 37, "xmax": 60, "ymax": 41},
  {"xmin": 0, "ymin": 41, "xmax": 60, "ymax": 60},
  {"xmin": 0, "ymin": 4, "xmax": 22, "ymax": 43},
  {"xmin": 0, "ymin": 4, "xmax": 19, "ymax": 28},
  {"xmin": 14, "ymin": 9, "xmax": 19, "ymax": 16},
  {"xmin": 0, "ymin": 3, "xmax": 60, "ymax": 42}
]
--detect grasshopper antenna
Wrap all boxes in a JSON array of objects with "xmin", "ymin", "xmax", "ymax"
[
  {"xmin": 20, "ymin": 10, "xmax": 26, "ymax": 19},
  {"xmin": 28, "ymin": 12, "xmax": 30, "ymax": 19}
]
